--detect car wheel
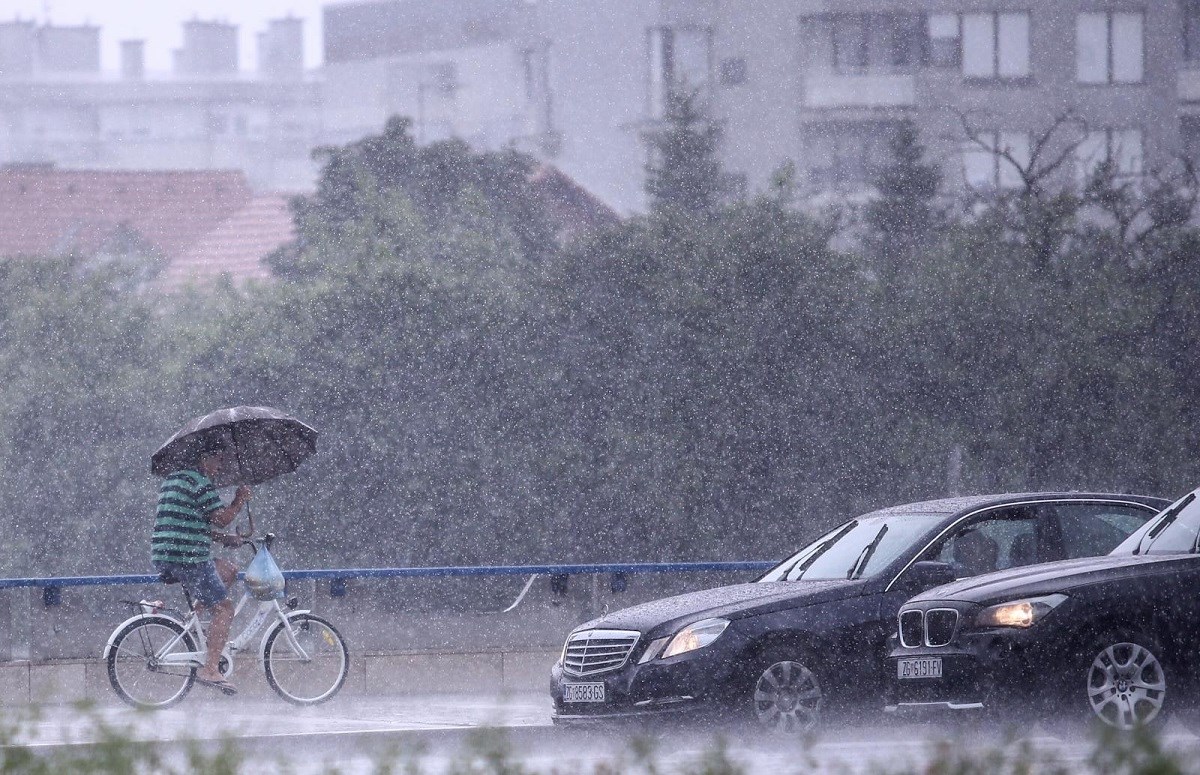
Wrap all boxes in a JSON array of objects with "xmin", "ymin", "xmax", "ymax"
[
  {"xmin": 748, "ymin": 647, "xmax": 824, "ymax": 734},
  {"xmin": 1079, "ymin": 632, "xmax": 1170, "ymax": 731}
]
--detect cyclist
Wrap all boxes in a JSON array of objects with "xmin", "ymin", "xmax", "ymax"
[{"xmin": 151, "ymin": 436, "xmax": 251, "ymax": 695}]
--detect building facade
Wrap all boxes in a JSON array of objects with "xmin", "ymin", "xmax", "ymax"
[
  {"xmin": 2, "ymin": 3, "xmax": 1200, "ymax": 210},
  {"xmin": 0, "ymin": 18, "xmax": 321, "ymax": 192}
]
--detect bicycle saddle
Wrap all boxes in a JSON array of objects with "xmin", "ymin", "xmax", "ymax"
[{"xmin": 157, "ymin": 569, "xmax": 180, "ymax": 584}]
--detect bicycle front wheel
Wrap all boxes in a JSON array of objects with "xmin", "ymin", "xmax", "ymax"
[
  {"xmin": 263, "ymin": 613, "xmax": 349, "ymax": 705},
  {"xmin": 106, "ymin": 616, "xmax": 197, "ymax": 709}
]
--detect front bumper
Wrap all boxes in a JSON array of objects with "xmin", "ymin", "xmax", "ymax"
[
  {"xmin": 885, "ymin": 616, "xmax": 1067, "ymax": 715},
  {"xmin": 550, "ymin": 630, "xmax": 749, "ymax": 723}
]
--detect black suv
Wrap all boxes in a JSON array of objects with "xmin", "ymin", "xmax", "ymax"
[
  {"xmin": 887, "ymin": 488, "xmax": 1200, "ymax": 731},
  {"xmin": 551, "ymin": 493, "xmax": 1165, "ymax": 732}
]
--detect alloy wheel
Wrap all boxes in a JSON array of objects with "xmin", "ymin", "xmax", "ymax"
[
  {"xmin": 753, "ymin": 659, "xmax": 823, "ymax": 733},
  {"xmin": 1087, "ymin": 641, "xmax": 1166, "ymax": 730}
]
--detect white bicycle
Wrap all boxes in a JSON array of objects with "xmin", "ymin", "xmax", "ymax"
[{"xmin": 103, "ymin": 533, "xmax": 349, "ymax": 709}]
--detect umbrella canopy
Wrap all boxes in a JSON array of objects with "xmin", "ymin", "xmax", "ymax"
[{"xmin": 151, "ymin": 406, "xmax": 318, "ymax": 487}]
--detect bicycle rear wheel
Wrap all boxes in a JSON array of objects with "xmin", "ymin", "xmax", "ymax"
[
  {"xmin": 107, "ymin": 616, "xmax": 197, "ymax": 709},
  {"xmin": 263, "ymin": 613, "xmax": 349, "ymax": 705}
]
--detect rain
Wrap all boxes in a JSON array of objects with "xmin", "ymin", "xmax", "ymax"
[{"xmin": 2, "ymin": 1, "xmax": 1200, "ymax": 772}]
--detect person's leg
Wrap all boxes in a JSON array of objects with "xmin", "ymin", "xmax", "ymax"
[
  {"xmin": 201, "ymin": 598, "xmax": 234, "ymax": 682},
  {"xmin": 182, "ymin": 562, "xmax": 233, "ymax": 684}
]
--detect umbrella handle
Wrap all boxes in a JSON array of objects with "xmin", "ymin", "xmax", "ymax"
[{"xmin": 236, "ymin": 503, "xmax": 256, "ymax": 539}]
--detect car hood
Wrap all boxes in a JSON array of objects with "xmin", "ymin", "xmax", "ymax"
[
  {"xmin": 909, "ymin": 553, "xmax": 1191, "ymax": 606},
  {"xmin": 574, "ymin": 579, "xmax": 866, "ymax": 636}
]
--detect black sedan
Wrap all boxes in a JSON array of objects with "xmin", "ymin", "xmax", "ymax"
[
  {"xmin": 886, "ymin": 488, "xmax": 1200, "ymax": 731},
  {"xmin": 551, "ymin": 492, "xmax": 1165, "ymax": 732}
]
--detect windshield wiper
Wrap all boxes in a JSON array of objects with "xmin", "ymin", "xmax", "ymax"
[
  {"xmin": 848, "ymin": 524, "xmax": 889, "ymax": 580},
  {"xmin": 790, "ymin": 521, "xmax": 858, "ymax": 581},
  {"xmin": 1136, "ymin": 493, "xmax": 1196, "ymax": 555}
]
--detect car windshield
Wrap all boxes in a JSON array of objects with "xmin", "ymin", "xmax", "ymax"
[
  {"xmin": 1113, "ymin": 489, "xmax": 1200, "ymax": 555},
  {"xmin": 759, "ymin": 513, "xmax": 948, "ymax": 582}
]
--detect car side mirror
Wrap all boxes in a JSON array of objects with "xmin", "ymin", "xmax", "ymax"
[{"xmin": 898, "ymin": 560, "xmax": 957, "ymax": 593}]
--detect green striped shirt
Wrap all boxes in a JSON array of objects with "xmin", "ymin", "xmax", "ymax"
[{"xmin": 151, "ymin": 469, "xmax": 223, "ymax": 565}]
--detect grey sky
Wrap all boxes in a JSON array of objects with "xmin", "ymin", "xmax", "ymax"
[{"xmin": 8, "ymin": 0, "xmax": 331, "ymax": 72}]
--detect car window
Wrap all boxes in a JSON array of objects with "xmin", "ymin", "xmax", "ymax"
[
  {"xmin": 759, "ymin": 513, "xmax": 947, "ymax": 582},
  {"xmin": 931, "ymin": 508, "xmax": 1048, "ymax": 577},
  {"xmin": 1055, "ymin": 503, "xmax": 1154, "ymax": 559}
]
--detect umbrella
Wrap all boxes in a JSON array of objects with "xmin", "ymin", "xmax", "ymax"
[{"xmin": 151, "ymin": 406, "xmax": 318, "ymax": 487}]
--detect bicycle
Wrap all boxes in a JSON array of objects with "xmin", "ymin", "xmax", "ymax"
[{"xmin": 103, "ymin": 532, "xmax": 349, "ymax": 709}]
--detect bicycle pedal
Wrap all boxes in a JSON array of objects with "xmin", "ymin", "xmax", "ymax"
[{"xmin": 286, "ymin": 596, "xmax": 299, "ymax": 610}]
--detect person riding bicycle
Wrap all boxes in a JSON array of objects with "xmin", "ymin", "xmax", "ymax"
[{"xmin": 150, "ymin": 436, "xmax": 251, "ymax": 695}]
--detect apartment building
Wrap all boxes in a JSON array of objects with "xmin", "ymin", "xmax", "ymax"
[
  {"xmin": 781, "ymin": 1, "xmax": 1184, "ymax": 197},
  {"xmin": 0, "ymin": 18, "xmax": 321, "ymax": 192},
  {"xmin": 2, "ymin": 3, "xmax": 1197, "ymax": 210}
]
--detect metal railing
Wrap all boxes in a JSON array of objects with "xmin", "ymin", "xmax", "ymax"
[{"xmin": 0, "ymin": 561, "xmax": 776, "ymax": 607}]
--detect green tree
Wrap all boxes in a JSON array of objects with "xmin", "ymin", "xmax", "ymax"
[
  {"xmin": 644, "ymin": 90, "xmax": 724, "ymax": 216},
  {"xmin": 864, "ymin": 120, "xmax": 942, "ymax": 287}
]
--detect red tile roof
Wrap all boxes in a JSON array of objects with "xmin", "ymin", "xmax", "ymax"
[
  {"xmin": 0, "ymin": 166, "xmax": 295, "ymax": 288},
  {"xmin": 159, "ymin": 194, "xmax": 295, "ymax": 290}
]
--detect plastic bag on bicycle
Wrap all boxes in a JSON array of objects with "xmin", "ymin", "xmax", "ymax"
[{"xmin": 244, "ymin": 545, "xmax": 286, "ymax": 600}]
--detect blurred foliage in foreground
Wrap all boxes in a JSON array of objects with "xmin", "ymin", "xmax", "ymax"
[
  {"xmin": 2, "ymin": 702, "xmax": 1200, "ymax": 774},
  {"xmin": 2, "ymin": 101, "xmax": 1200, "ymax": 575}
]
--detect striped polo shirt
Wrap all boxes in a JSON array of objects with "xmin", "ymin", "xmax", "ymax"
[{"xmin": 151, "ymin": 469, "xmax": 223, "ymax": 565}]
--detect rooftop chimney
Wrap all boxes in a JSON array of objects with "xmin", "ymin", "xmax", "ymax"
[
  {"xmin": 259, "ymin": 17, "xmax": 304, "ymax": 80},
  {"xmin": 36, "ymin": 24, "xmax": 100, "ymax": 73},
  {"xmin": 174, "ymin": 19, "xmax": 238, "ymax": 75},
  {"xmin": 0, "ymin": 20, "xmax": 37, "ymax": 78},
  {"xmin": 120, "ymin": 40, "xmax": 144, "ymax": 80}
]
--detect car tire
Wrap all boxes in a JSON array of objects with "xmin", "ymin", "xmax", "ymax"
[
  {"xmin": 745, "ymin": 646, "xmax": 825, "ymax": 735},
  {"xmin": 1065, "ymin": 631, "xmax": 1172, "ymax": 733}
]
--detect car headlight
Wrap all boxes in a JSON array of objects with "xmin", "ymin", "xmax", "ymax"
[
  {"xmin": 661, "ymin": 618, "xmax": 730, "ymax": 659},
  {"xmin": 974, "ymin": 594, "xmax": 1068, "ymax": 629}
]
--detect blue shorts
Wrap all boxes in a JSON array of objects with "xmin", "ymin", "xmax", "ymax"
[{"xmin": 154, "ymin": 561, "xmax": 228, "ymax": 607}]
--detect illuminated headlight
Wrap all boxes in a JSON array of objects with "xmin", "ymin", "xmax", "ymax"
[
  {"xmin": 661, "ymin": 618, "xmax": 730, "ymax": 659},
  {"xmin": 974, "ymin": 594, "xmax": 1068, "ymax": 629}
]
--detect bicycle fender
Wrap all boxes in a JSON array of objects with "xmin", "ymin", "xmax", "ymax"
[
  {"xmin": 103, "ymin": 613, "xmax": 187, "ymax": 660},
  {"xmin": 257, "ymin": 609, "xmax": 312, "ymax": 662}
]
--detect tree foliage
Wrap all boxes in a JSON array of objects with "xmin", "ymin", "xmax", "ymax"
[{"xmin": 4, "ymin": 111, "xmax": 1200, "ymax": 577}]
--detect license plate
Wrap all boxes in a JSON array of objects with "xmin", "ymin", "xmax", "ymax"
[
  {"xmin": 897, "ymin": 657, "xmax": 942, "ymax": 679},
  {"xmin": 563, "ymin": 683, "xmax": 606, "ymax": 703}
]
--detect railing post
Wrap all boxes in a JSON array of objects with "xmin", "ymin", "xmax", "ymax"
[{"xmin": 9, "ymin": 588, "xmax": 32, "ymax": 661}]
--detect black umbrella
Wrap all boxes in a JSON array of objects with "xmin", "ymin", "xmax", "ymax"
[{"xmin": 151, "ymin": 406, "xmax": 318, "ymax": 487}]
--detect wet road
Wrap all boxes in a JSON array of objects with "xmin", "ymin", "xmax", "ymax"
[{"xmin": 9, "ymin": 694, "xmax": 1200, "ymax": 773}]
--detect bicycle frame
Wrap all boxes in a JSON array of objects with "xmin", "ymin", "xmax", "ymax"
[{"xmin": 106, "ymin": 592, "xmax": 314, "ymax": 675}]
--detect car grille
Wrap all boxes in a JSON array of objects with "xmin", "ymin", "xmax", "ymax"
[
  {"xmin": 924, "ymin": 609, "xmax": 959, "ymax": 647},
  {"xmin": 562, "ymin": 629, "xmax": 640, "ymax": 677},
  {"xmin": 899, "ymin": 610, "xmax": 924, "ymax": 648},
  {"xmin": 898, "ymin": 608, "xmax": 960, "ymax": 648}
]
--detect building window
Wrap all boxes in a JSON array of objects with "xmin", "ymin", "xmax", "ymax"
[
  {"xmin": 962, "ymin": 131, "xmax": 1031, "ymax": 191},
  {"xmin": 807, "ymin": 123, "xmax": 898, "ymax": 190},
  {"xmin": 1075, "ymin": 128, "xmax": 1143, "ymax": 183},
  {"xmin": 1187, "ymin": 1, "xmax": 1200, "ymax": 63},
  {"xmin": 1077, "ymin": 12, "xmax": 1144, "ymax": 84},
  {"xmin": 927, "ymin": 14, "xmax": 962, "ymax": 67},
  {"xmin": 719, "ymin": 57, "xmax": 747, "ymax": 86},
  {"xmin": 962, "ymin": 12, "xmax": 1030, "ymax": 79},
  {"xmin": 648, "ymin": 26, "xmax": 712, "ymax": 118},
  {"xmin": 833, "ymin": 15, "xmax": 868, "ymax": 71},
  {"xmin": 817, "ymin": 13, "xmax": 922, "ymax": 73}
]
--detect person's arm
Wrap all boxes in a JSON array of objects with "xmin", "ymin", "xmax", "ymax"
[{"xmin": 208, "ymin": 486, "xmax": 251, "ymax": 530}]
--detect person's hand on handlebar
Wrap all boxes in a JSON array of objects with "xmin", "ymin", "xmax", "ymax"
[
  {"xmin": 213, "ymin": 532, "xmax": 246, "ymax": 548},
  {"xmin": 233, "ymin": 485, "xmax": 252, "ymax": 506}
]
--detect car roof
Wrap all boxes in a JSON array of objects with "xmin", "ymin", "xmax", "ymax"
[{"xmin": 863, "ymin": 492, "xmax": 1166, "ymax": 520}]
